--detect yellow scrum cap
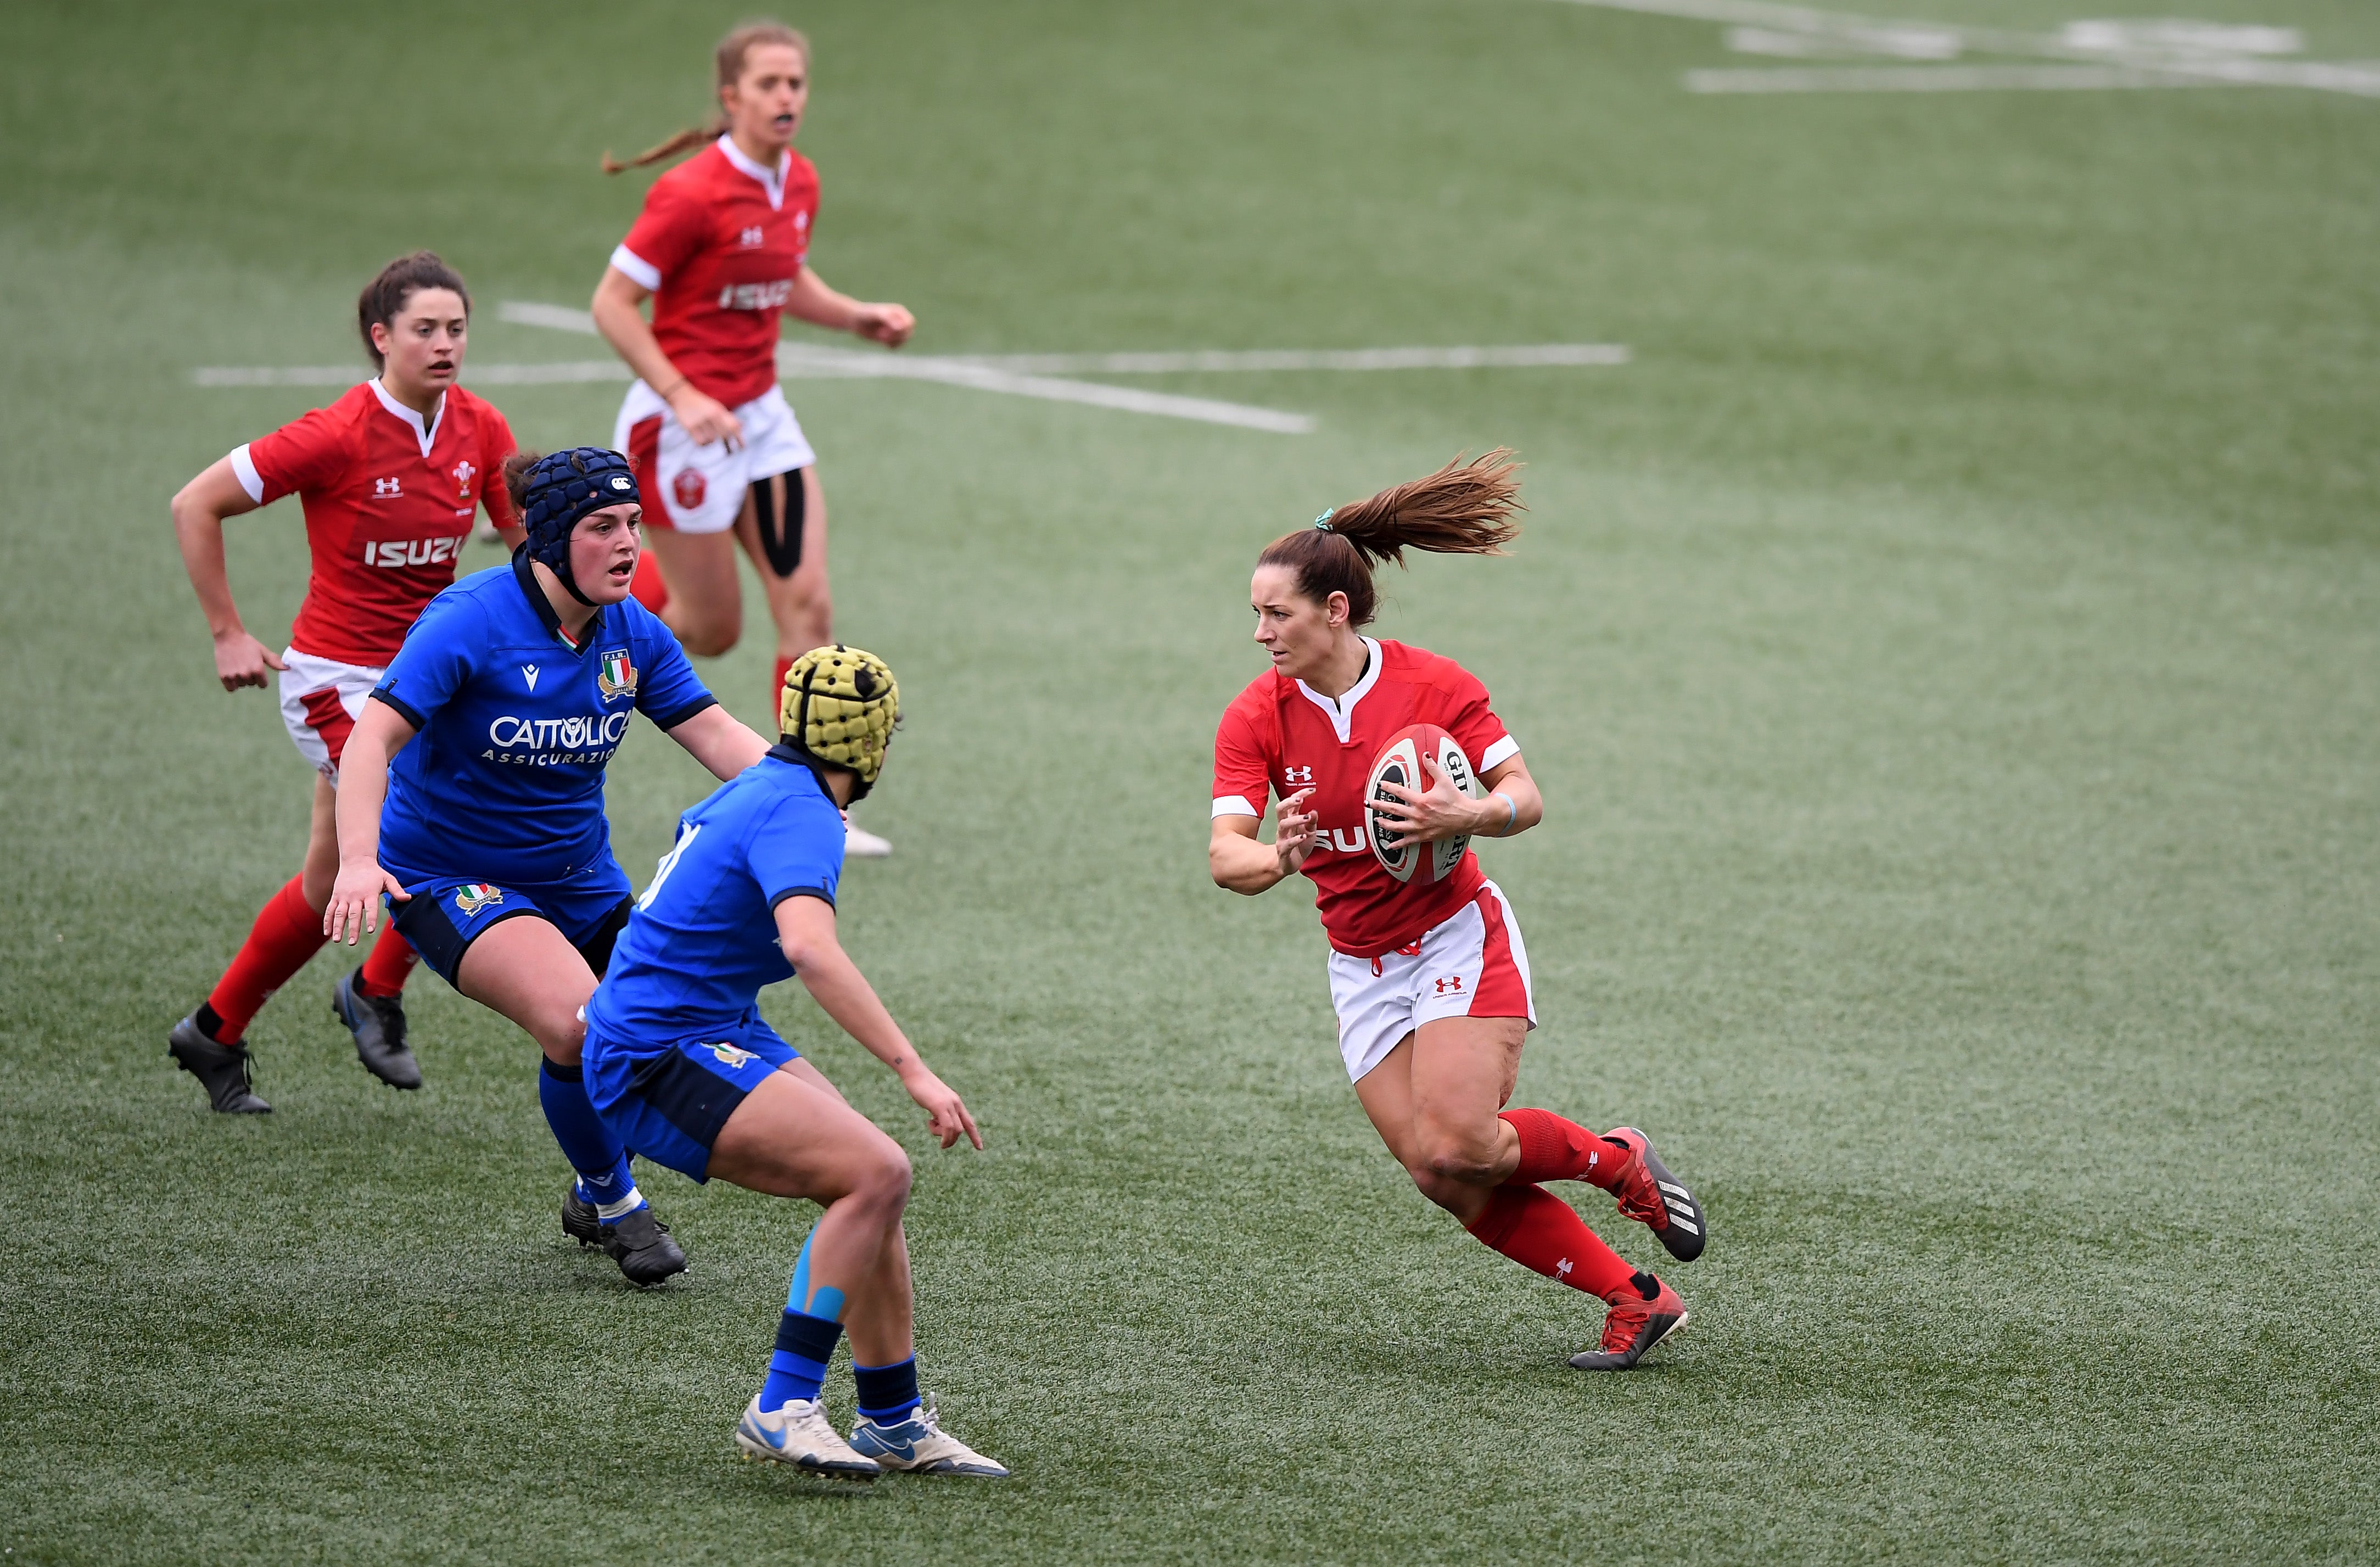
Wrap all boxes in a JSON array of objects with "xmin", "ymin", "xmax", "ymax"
[{"xmin": 779, "ymin": 645, "xmax": 901, "ymax": 787}]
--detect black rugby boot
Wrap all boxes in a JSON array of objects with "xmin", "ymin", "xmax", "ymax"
[
  {"xmin": 331, "ymin": 969, "xmax": 422, "ymax": 1089},
  {"xmin": 563, "ymin": 1186, "xmax": 688, "ymax": 1286},
  {"xmin": 168, "ymin": 1015, "xmax": 271, "ymax": 1113}
]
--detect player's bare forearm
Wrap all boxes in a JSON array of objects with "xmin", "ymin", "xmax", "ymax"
[
  {"xmin": 172, "ymin": 459, "xmax": 262, "ymax": 639},
  {"xmin": 332, "ymin": 708, "xmax": 407, "ymax": 870},
  {"xmin": 591, "ymin": 268, "xmax": 684, "ymax": 391},
  {"xmin": 783, "ymin": 268, "xmax": 912, "ymax": 348},
  {"xmin": 1477, "ymin": 755, "xmax": 1543, "ymax": 838},
  {"xmin": 775, "ymin": 900, "xmax": 916, "ymax": 1072},
  {"xmin": 667, "ymin": 706, "xmax": 771, "ymax": 781},
  {"xmin": 1211, "ymin": 786, "xmax": 1314, "ymax": 893},
  {"xmin": 322, "ymin": 702, "xmax": 418, "ymax": 943},
  {"xmin": 1210, "ymin": 824, "xmax": 1285, "ymax": 894}
]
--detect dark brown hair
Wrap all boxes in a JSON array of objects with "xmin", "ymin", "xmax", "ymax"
[
  {"xmin": 356, "ymin": 251, "xmax": 471, "ymax": 370},
  {"xmin": 1258, "ymin": 450, "xmax": 1524, "ymax": 626},
  {"xmin": 501, "ymin": 450, "xmax": 544, "ymax": 513},
  {"xmin": 603, "ymin": 21, "xmax": 811, "ymax": 174}
]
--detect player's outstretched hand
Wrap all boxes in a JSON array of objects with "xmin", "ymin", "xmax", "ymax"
[
  {"xmin": 1374, "ymin": 754, "xmax": 1477, "ymax": 844},
  {"xmin": 663, "ymin": 383, "xmax": 744, "ymax": 450},
  {"xmin": 213, "ymin": 629, "xmax": 288, "ymax": 692},
  {"xmin": 852, "ymin": 302, "xmax": 915, "ymax": 350},
  {"xmin": 898, "ymin": 1063, "xmax": 982, "ymax": 1150},
  {"xmin": 1273, "ymin": 786, "xmax": 1319, "ymax": 876},
  {"xmin": 323, "ymin": 861, "xmax": 410, "ymax": 947}
]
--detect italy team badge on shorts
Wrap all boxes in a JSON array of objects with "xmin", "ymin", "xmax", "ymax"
[
  {"xmin": 705, "ymin": 1040, "xmax": 758, "ymax": 1070},
  {"xmin": 452, "ymin": 883, "xmax": 504, "ymax": 916},
  {"xmin": 598, "ymin": 649, "xmax": 639, "ymax": 703}
]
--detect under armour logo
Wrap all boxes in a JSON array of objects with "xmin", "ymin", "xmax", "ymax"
[
  {"xmin": 740, "ymin": 225, "xmax": 764, "ymax": 247},
  {"xmin": 374, "ymin": 477, "xmax": 402, "ymax": 497},
  {"xmin": 522, "ymin": 665, "xmax": 541, "ymax": 690},
  {"xmin": 1556, "ymin": 1257, "xmax": 1573, "ymax": 1280},
  {"xmin": 1433, "ymin": 975, "xmax": 1465, "ymax": 995},
  {"xmin": 1284, "ymin": 765, "xmax": 1313, "ymax": 785}
]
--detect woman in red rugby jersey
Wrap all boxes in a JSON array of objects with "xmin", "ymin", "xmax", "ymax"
[
  {"xmin": 592, "ymin": 19, "xmax": 911, "ymax": 856},
  {"xmin": 1208, "ymin": 452, "xmax": 1709, "ymax": 1372},
  {"xmin": 166, "ymin": 251, "xmax": 521, "ymax": 1113}
]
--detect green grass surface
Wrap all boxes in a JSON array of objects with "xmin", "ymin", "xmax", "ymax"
[{"xmin": 4, "ymin": 1, "xmax": 2377, "ymax": 1560}]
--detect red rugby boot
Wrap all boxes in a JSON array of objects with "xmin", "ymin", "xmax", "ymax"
[
  {"xmin": 1569, "ymin": 1273, "xmax": 1688, "ymax": 1372},
  {"xmin": 1600, "ymin": 1127, "xmax": 1707, "ymax": 1262}
]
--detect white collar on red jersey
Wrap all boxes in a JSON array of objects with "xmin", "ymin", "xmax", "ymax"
[
  {"xmin": 716, "ymin": 133, "xmax": 792, "ymax": 211},
  {"xmin": 1293, "ymin": 636, "xmax": 1382, "ymax": 744},
  {"xmin": 369, "ymin": 377, "xmax": 445, "ymax": 460}
]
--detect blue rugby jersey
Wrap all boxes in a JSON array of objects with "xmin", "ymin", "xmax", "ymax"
[
  {"xmin": 584, "ymin": 746, "xmax": 847, "ymax": 1045},
  {"xmin": 369, "ymin": 551, "xmax": 715, "ymax": 886}
]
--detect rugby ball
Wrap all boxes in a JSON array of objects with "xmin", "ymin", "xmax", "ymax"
[{"xmin": 1364, "ymin": 723, "xmax": 1477, "ymax": 885}]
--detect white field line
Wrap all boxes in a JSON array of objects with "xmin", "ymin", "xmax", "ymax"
[
  {"xmin": 773, "ymin": 344, "xmax": 1318, "ymax": 433},
  {"xmin": 933, "ymin": 344, "xmax": 1629, "ymax": 373},
  {"xmin": 1687, "ymin": 64, "xmax": 2243, "ymax": 93},
  {"xmin": 494, "ymin": 301, "xmax": 1312, "ymax": 432},
  {"xmin": 1547, "ymin": 0, "xmax": 2380, "ymax": 97},
  {"xmin": 198, "ymin": 306, "xmax": 1633, "ymax": 437}
]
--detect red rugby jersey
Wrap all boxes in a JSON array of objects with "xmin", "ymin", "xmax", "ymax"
[
  {"xmin": 611, "ymin": 136, "xmax": 818, "ymax": 407},
  {"xmin": 1213, "ymin": 639, "xmax": 1521, "ymax": 958},
  {"xmin": 231, "ymin": 380, "xmax": 519, "ymax": 666}
]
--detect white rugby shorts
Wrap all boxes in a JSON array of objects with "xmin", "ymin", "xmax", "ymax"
[
  {"xmin": 1326, "ymin": 880, "xmax": 1537, "ymax": 1083},
  {"xmin": 614, "ymin": 379, "xmax": 816, "ymax": 535},
  {"xmin": 279, "ymin": 648, "xmax": 384, "ymax": 783}
]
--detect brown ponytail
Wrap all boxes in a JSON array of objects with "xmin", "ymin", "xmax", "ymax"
[
  {"xmin": 602, "ymin": 21, "xmax": 811, "ymax": 174},
  {"xmin": 1256, "ymin": 450, "xmax": 1524, "ymax": 627},
  {"xmin": 501, "ymin": 450, "xmax": 543, "ymax": 514}
]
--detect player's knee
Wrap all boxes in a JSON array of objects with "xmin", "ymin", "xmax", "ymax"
[
  {"xmin": 536, "ymin": 1010, "xmax": 587, "ymax": 1066},
  {"xmin": 779, "ymin": 580, "xmax": 830, "ymax": 642},
  {"xmin": 1404, "ymin": 1161, "xmax": 1469, "ymax": 1211},
  {"xmin": 675, "ymin": 613, "xmax": 741, "ymax": 658},
  {"xmin": 1420, "ymin": 1131, "xmax": 1501, "ymax": 1187},
  {"xmin": 855, "ymin": 1136, "xmax": 911, "ymax": 1213}
]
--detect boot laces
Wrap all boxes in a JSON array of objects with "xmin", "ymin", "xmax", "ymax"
[
  {"xmin": 1610, "ymin": 1141, "xmax": 1665, "ymax": 1228},
  {"xmin": 1601, "ymin": 1291, "xmax": 1651, "ymax": 1353}
]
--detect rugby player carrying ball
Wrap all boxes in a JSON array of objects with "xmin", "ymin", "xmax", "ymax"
[
  {"xmin": 1208, "ymin": 452, "xmax": 1707, "ymax": 1370},
  {"xmin": 592, "ymin": 20, "xmax": 912, "ymax": 857},
  {"xmin": 167, "ymin": 252, "xmax": 520, "ymax": 1113}
]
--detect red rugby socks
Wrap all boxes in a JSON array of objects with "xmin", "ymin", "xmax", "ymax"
[
  {"xmin": 204, "ymin": 874, "xmax": 328, "ymax": 1043},
  {"xmin": 772, "ymin": 656, "xmax": 793, "ymax": 707},
  {"xmin": 629, "ymin": 555, "xmax": 670, "ymax": 614},
  {"xmin": 355, "ymin": 925, "xmax": 418, "ymax": 999},
  {"xmin": 1465, "ymin": 1184, "xmax": 1634, "ymax": 1300},
  {"xmin": 1499, "ymin": 1107, "xmax": 1628, "ymax": 1190}
]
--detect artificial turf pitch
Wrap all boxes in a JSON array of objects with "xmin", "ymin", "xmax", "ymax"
[{"xmin": 4, "ymin": 1, "xmax": 2378, "ymax": 1560}]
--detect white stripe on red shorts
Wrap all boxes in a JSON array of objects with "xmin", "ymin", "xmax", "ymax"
[{"xmin": 1324, "ymin": 879, "xmax": 1537, "ymax": 1083}]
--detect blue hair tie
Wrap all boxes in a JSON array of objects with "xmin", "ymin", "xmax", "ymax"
[{"xmin": 1313, "ymin": 508, "xmax": 1335, "ymax": 531}]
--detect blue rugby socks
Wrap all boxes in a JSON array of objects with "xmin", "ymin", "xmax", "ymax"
[
  {"xmin": 539, "ymin": 1056, "xmax": 645, "ymax": 1215},
  {"xmin": 763, "ymin": 1311, "xmax": 843, "ymax": 1411},
  {"xmin": 758, "ymin": 1225, "xmax": 925, "ymax": 1417},
  {"xmin": 854, "ymin": 1357, "xmax": 921, "ymax": 1425}
]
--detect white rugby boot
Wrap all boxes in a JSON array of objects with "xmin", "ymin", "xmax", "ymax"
[
  {"xmin": 849, "ymin": 1396, "xmax": 1010, "ymax": 1477},
  {"xmin": 733, "ymin": 1396, "xmax": 881, "ymax": 1479},
  {"xmin": 844, "ymin": 821, "xmax": 893, "ymax": 858}
]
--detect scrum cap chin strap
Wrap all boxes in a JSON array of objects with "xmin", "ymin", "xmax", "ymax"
[{"xmin": 520, "ymin": 447, "xmax": 640, "ymax": 606}]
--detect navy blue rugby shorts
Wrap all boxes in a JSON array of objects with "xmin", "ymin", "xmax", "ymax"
[
  {"xmin": 389, "ymin": 860, "xmax": 634, "ymax": 985},
  {"xmin": 583, "ymin": 1014, "xmax": 800, "ymax": 1183}
]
